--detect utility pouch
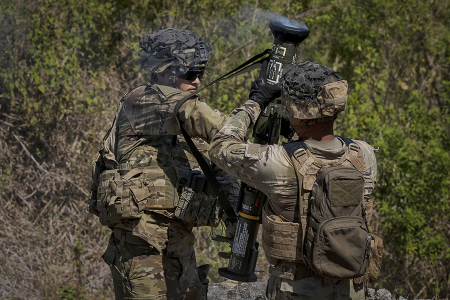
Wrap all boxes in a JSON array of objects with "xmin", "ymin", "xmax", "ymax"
[
  {"xmin": 368, "ymin": 233, "xmax": 384, "ymax": 282},
  {"xmin": 175, "ymin": 170, "xmax": 224, "ymax": 227},
  {"xmin": 97, "ymin": 166, "xmax": 178, "ymax": 226},
  {"xmin": 97, "ymin": 170, "xmax": 122, "ymax": 226},
  {"xmin": 353, "ymin": 233, "xmax": 384, "ymax": 284},
  {"xmin": 261, "ymin": 204, "xmax": 305, "ymax": 265}
]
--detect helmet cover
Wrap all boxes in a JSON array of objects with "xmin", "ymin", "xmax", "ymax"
[
  {"xmin": 135, "ymin": 28, "xmax": 215, "ymax": 74},
  {"xmin": 280, "ymin": 61, "xmax": 348, "ymax": 119}
]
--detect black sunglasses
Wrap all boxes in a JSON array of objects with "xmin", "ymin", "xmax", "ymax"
[{"xmin": 178, "ymin": 68, "xmax": 206, "ymax": 81}]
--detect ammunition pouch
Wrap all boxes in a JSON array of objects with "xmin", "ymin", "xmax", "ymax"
[
  {"xmin": 96, "ymin": 162, "xmax": 230, "ymax": 227},
  {"xmin": 96, "ymin": 165, "xmax": 179, "ymax": 226},
  {"xmin": 175, "ymin": 170, "xmax": 227, "ymax": 227},
  {"xmin": 261, "ymin": 205, "xmax": 306, "ymax": 265}
]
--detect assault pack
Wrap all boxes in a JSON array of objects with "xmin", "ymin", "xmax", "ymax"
[{"xmin": 263, "ymin": 137, "xmax": 381, "ymax": 280}]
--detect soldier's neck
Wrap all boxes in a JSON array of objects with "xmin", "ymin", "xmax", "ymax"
[{"xmin": 296, "ymin": 120, "xmax": 335, "ymax": 142}]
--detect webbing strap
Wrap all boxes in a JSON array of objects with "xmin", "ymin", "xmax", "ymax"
[
  {"xmin": 268, "ymin": 265, "xmax": 295, "ymax": 280},
  {"xmin": 284, "ymin": 141, "xmax": 308, "ymax": 220},
  {"xmin": 173, "ymin": 49, "xmax": 271, "ymax": 220},
  {"xmin": 338, "ymin": 136, "xmax": 364, "ymax": 172},
  {"xmin": 122, "ymin": 169, "xmax": 143, "ymax": 181},
  {"xmin": 308, "ymin": 219, "xmax": 320, "ymax": 230},
  {"xmin": 179, "ymin": 126, "xmax": 237, "ymax": 219},
  {"xmin": 173, "ymin": 49, "xmax": 270, "ymax": 116}
]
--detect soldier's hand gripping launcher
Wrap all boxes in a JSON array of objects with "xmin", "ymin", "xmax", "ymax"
[{"xmin": 216, "ymin": 20, "xmax": 310, "ymax": 283}]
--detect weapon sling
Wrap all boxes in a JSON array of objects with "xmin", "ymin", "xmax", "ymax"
[{"xmin": 174, "ymin": 49, "xmax": 271, "ymax": 220}]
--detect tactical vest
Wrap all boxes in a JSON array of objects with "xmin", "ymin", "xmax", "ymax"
[
  {"xmin": 94, "ymin": 84, "xmax": 222, "ymax": 227},
  {"xmin": 261, "ymin": 137, "xmax": 365, "ymax": 266}
]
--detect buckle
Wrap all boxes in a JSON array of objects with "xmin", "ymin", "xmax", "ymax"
[{"xmin": 293, "ymin": 148, "xmax": 307, "ymax": 160}]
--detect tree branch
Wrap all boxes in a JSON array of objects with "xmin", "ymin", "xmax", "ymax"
[{"xmin": 12, "ymin": 133, "xmax": 89, "ymax": 197}]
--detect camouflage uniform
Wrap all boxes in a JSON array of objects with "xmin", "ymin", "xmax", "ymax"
[
  {"xmin": 208, "ymin": 62, "xmax": 377, "ymax": 300},
  {"xmin": 90, "ymin": 29, "xmax": 239, "ymax": 300},
  {"xmin": 97, "ymin": 83, "xmax": 240, "ymax": 300}
]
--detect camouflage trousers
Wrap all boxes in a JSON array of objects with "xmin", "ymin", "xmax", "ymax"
[
  {"xmin": 265, "ymin": 275, "xmax": 365, "ymax": 300},
  {"xmin": 102, "ymin": 221, "xmax": 208, "ymax": 300}
]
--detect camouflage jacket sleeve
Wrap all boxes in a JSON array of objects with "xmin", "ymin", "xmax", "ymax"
[
  {"xmin": 176, "ymin": 94, "xmax": 228, "ymax": 144},
  {"xmin": 209, "ymin": 100, "xmax": 298, "ymax": 199}
]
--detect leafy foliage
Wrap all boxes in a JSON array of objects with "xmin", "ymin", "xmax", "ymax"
[
  {"xmin": 1, "ymin": 0, "xmax": 450, "ymax": 298},
  {"xmin": 299, "ymin": 0, "xmax": 450, "ymax": 296}
]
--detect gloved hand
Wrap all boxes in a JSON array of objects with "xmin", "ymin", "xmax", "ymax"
[
  {"xmin": 218, "ymin": 219, "xmax": 237, "ymax": 260},
  {"xmin": 249, "ymin": 59, "xmax": 281, "ymax": 110},
  {"xmin": 225, "ymin": 219, "xmax": 237, "ymax": 239}
]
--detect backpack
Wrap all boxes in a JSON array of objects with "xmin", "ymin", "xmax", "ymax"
[{"xmin": 286, "ymin": 137, "xmax": 371, "ymax": 279}]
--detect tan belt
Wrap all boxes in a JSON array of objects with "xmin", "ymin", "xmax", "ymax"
[
  {"xmin": 113, "ymin": 227, "xmax": 149, "ymax": 246},
  {"xmin": 269, "ymin": 261, "xmax": 315, "ymax": 281}
]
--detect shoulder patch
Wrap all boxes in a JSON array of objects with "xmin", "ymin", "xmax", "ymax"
[{"xmin": 245, "ymin": 143, "xmax": 263, "ymax": 160}]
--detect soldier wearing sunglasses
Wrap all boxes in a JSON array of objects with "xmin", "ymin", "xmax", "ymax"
[{"xmin": 89, "ymin": 28, "xmax": 240, "ymax": 300}]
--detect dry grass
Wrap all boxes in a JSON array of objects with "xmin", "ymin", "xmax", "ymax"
[{"xmin": 0, "ymin": 100, "xmax": 116, "ymax": 299}]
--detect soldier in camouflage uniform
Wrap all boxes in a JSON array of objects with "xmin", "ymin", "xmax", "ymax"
[
  {"xmin": 88, "ymin": 29, "xmax": 239, "ymax": 300},
  {"xmin": 208, "ymin": 61, "xmax": 377, "ymax": 300}
]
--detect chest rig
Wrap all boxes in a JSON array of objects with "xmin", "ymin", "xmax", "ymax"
[{"xmin": 94, "ymin": 84, "xmax": 222, "ymax": 227}]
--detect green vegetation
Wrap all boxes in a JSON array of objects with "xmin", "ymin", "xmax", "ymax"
[
  {"xmin": 59, "ymin": 286, "xmax": 86, "ymax": 300},
  {"xmin": 1, "ymin": 0, "xmax": 449, "ymax": 298}
]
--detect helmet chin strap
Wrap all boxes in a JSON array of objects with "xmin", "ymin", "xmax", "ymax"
[{"xmin": 169, "ymin": 66, "xmax": 178, "ymax": 88}]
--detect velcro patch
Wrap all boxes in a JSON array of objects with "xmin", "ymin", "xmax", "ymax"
[{"xmin": 329, "ymin": 178, "xmax": 364, "ymax": 207}]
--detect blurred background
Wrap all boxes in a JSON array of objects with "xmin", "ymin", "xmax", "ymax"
[{"xmin": 0, "ymin": 0, "xmax": 449, "ymax": 298}]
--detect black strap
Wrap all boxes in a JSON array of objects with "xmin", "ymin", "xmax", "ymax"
[
  {"xmin": 179, "ymin": 125, "xmax": 237, "ymax": 219},
  {"xmin": 174, "ymin": 49, "xmax": 271, "ymax": 220},
  {"xmin": 174, "ymin": 49, "xmax": 271, "ymax": 115}
]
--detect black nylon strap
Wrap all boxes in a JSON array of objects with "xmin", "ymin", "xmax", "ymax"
[
  {"xmin": 173, "ymin": 49, "xmax": 271, "ymax": 220},
  {"xmin": 179, "ymin": 125, "xmax": 237, "ymax": 219},
  {"xmin": 174, "ymin": 49, "xmax": 270, "ymax": 115}
]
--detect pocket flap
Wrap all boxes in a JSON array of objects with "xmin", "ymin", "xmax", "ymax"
[
  {"xmin": 123, "ymin": 169, "xmax": 143, "ymax": 180},
  {"xmin": 130, "ymin": 187, "xmax": 151, "ymax": 202}
]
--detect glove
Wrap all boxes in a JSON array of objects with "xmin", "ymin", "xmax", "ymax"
[
  {"xmin": 225, "ymin": 220, "xmax": 237, "ymax": 239},
  {"xmin": 218, "ymin": 220, "xmax": 237, "ymax": 260},
  {"xmin": 249, "ymin": 59, "xmax": 281, "ymax": 110}
]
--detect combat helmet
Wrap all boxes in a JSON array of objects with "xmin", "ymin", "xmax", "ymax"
[
  {"xmin": 281, "ymin": 61, "xmax": 348, "ymax": 120},
  {"xmin": 135, "ymin": 28, "xmax": 214, "ymax": 77}
]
